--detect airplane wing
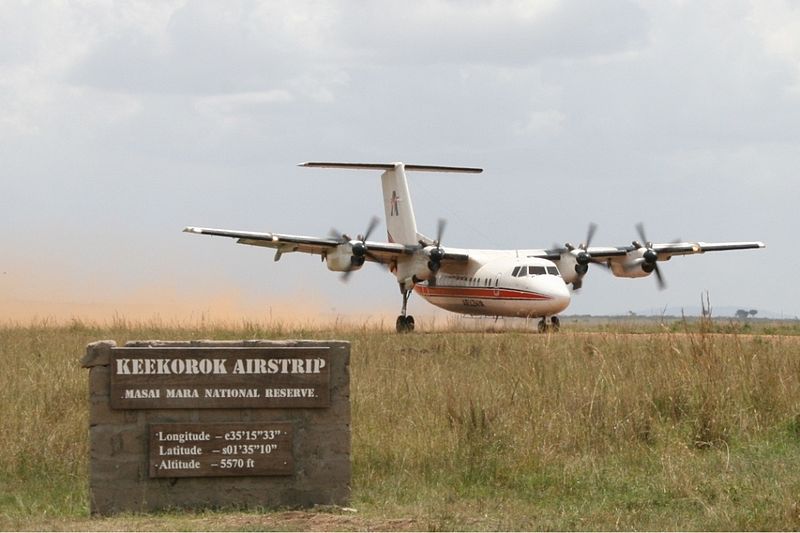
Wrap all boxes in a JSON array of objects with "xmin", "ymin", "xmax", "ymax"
[
  {"xmin": 587, "ymin": 241, "xmax": 765, "ymax": 260},
  {"xmin": 532, "ymin": 238, "xmax": 764, "ymax": 290},
  {"xmin": 536, "ymin": 241, "xmax": 764, "ymax": 261},
  {"xmin": 183, "ymin": 226, "xmax": 469, "ymax": 264}
]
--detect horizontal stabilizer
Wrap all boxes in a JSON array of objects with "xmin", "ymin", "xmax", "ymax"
[{"xmin": 300, "ymin": 162, "xmax": 483, "ymax": 173}]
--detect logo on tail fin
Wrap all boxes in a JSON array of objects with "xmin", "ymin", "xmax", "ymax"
[{"xmin": 390, "ymin": 190, "xmax": 401, "ymax": 217}]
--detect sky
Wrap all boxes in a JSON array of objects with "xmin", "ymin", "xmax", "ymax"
[{"xmin": 1, "ymin": 0, "xmax": 798, "ymax": 323}]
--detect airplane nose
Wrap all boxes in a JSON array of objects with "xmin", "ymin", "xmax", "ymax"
[{"xmin": 544, "ymin": 276, "xmax": 571, "ymax": 313}]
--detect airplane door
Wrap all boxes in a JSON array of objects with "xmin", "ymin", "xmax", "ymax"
[{"xmin": 493, "ymin": 274, "xmax": 501, "ymax": 297}]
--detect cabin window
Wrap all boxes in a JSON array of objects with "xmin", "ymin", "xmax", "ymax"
[
  {"xmin": 546, "ymin": 266, "xmax": 560, "ymax": 276},
  {"xmin": 512, "ymin": 266, "xmax": 521, "ymax": 277},
  {"xmin": 531, "ymin": 266, "xmax": 547, "ymax": 275}
]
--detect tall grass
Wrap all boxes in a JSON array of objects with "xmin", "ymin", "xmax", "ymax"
[
  {"xmin": 352, "ymin": 329, "xmax": 800, "ymax": 528},
  {"xmin": 1, "ymin": 319, "xmax": 799, "ymax": 529}
]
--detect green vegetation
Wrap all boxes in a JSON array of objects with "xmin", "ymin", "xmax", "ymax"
[
  {"xmin": 561, "ymin": 315, "xmax": 800, "ymax": 336},
  {"xmin": 1, "ymin": 318, "xmax": 800, "ymax": 530}
]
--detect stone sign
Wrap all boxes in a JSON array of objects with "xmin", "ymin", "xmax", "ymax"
[
  {"xmin": 109, "ymin": 347, "xmax": 331, "ymax": 409},
  {"xmin": 81, "ymin": 340, "xmax": 350, "ymax": 515}
]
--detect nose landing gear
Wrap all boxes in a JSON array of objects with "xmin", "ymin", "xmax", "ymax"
[
  {"xmin": 396, "ymin": 314, "xmax": 415, "ymax": 333},
  {"xmin": 396, "ymin": 288, "xmax": 415, "ymax": 333},
  {"xmin": 537, "ymin": 316, "xmax": 560, "ymax": 333}
]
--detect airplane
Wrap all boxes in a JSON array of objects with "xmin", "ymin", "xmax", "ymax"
[{"xmin": 184, "ymin": 162, "xmax": 765, "ymax": 333}]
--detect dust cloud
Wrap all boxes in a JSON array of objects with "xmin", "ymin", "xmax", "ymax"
[{"xmin": 0, "ymin": 263, "xmax": 397, "ymax": 327}]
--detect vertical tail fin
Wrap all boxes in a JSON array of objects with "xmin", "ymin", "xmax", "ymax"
[
  {"xmin": 381, "ymin": 163, "xmax": 419, "ymax": 245},
  {"xmin": 299, "ymin": 162, "xmax": 483, "ymax": 246}
]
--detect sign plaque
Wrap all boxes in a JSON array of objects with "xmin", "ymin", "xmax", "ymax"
[
  {"xmin": 149, "ymin": 422, "xmax": 293, "ymax": 478},
  {"xmin": 110, "ymin": 347, "xmax": 330, "ymax": 409}
]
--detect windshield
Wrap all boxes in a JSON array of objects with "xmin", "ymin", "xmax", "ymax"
[{"xmin": 514, "ymin": 264, "xmax": 561, "ymax": 277}]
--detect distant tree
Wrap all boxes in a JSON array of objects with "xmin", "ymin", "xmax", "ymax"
[
  {"xmin": 701, "ymin": 291, "xmax": 712, "ymax": 318},
  {"xmin": 749, "ymin": 309, "xmax": 758, "ymax": 317},
  {"xmin": 735, "ymin": 309, "xmax": 749, "ymax": 319}
]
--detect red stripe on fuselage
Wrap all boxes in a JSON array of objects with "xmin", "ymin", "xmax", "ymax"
[{"xmin": 414, "ymin": 285, "xmax": 551, "ymax": 300}]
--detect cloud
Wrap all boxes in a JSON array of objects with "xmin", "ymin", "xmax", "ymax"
[
  {"xmin": 513, "ymin": 108, "xmax": 566, "ymax": 136},
  {"xmin": 749, "ymin": 0, "xmax": 800, "ymax": 94},
  {"xmin": 63, "ymin": 0, "xmax": 650, "ymax": 101},
  {"xmin": 67, "ymin": 0, "xmax": 342, "ymax": 96},
  {"xmin": 338, "ymin": 0, "xmax": 648, "ymax": 67},
  {"xmin": 196, "ymin": 90, "xmax": 294, "ymax": 111}
]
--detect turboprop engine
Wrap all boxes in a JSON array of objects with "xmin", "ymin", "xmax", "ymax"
[
  {"xmin": 609, "ymin": 248, "xmax": 656, "ymax": 279},
  {"xmin": 424, "ymin": 219, "xmax": 447, "ymax": 274},
  {"xmin": 395, "ymin": 218, "xmax": 447, "ymax": 286},
  {"xmin": 557, "ymin": 249, "xmax": 592, "ymax": 285},
  {"xmin": 556, "ymin": 223, "xmax": 596, "ymax": 290},
  {"xmin": 325, "ymin": 242, "xmax": 366, "ymax": 272},
  {"xmin": 608, "ymin": 223, "xmax": 666, "ymax": 289},
  {"xmin": 395, "ymin": 253, "xmax": 437, "ymax": 284},
  {"xmin": 326, "ymin": 217, "xmax": 379, "ymax": 281}
]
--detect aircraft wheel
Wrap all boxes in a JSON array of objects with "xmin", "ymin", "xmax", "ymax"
[
  {"xmin": 537, "ymin": 319, "xmax": 547, "ymax": 333},
  {"xmin": 551, "ymin": 316, "xmax": 560, "ymax": 332},
  {"xmin": 396, "ymin": 315, "xmax": 415, "ymax": 333}
]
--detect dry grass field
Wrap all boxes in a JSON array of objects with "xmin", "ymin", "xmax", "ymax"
[{"xmin": 1, "ymin": 318, "xmax": 800, "ymax": 530}]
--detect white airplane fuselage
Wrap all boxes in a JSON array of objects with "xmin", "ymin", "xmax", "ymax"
[{"xmin": 412, "ymin": 253, "xmax": 571, "ymax": 318}]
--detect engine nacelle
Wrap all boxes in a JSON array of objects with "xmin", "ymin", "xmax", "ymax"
[
  {"xmin": 609, "ymin": 249, "xmax": 653, "ymax": 279},
  {"xmin": 395, "ymin": 252, "xmax": 436, "ymax": 284},
  {"xmin": 553, "ymin": 251, "xmax": 588, "ymax": 285},
  {"xmin": 325, "ymin": 243, "xmax": 364, "ymax": 273}
]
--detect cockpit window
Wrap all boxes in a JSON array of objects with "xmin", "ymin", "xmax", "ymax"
[{"xmin": 517, "ymin": 265, "xmax": 561, "ymax": 277}]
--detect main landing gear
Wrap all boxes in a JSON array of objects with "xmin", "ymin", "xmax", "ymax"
[
  {"xmin": 537, "ymin": 316, "xmax": 560, "ymax": 333},
  {"xmin": 396, "ymin": 288, "xmax": 415, "ymax": 333}
]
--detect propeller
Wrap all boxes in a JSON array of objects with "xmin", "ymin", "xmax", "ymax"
[
  {"xmin": 350, "ymin": 216, "xmax": 379, "ymax": 260},
  {"xmin": 634, "ymin": 222, "xmax": 666, "ymax": 290},
  {"xmin": 427, "ymin": 218, "xmax": 447, "ymax": 272},
  {"xmin": 575, "ymin": 222, "xmax": 597, "ymax": 271},
  {"xmin": 331, "ymin": 216, "xmax": 381, "ymax": 282},
  {"xmin": 565, "ymin": 223, "xmax": 598, "ymax": 290}
]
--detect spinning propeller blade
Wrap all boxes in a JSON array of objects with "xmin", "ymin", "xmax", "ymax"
[
  {"xmin": 340, "ymin": 216, "xmax": 382, "ymax": 282},
  {"xmin": 568, "ymin": 223, "xmax": 599, "ymax": 290},
  {"xmin": 635, "ymin": 222, "xmax": 666, "ymax": 290},
  {"xmin": 426, "ymin": 218, "xmax": 447, "ymax": 271}
]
